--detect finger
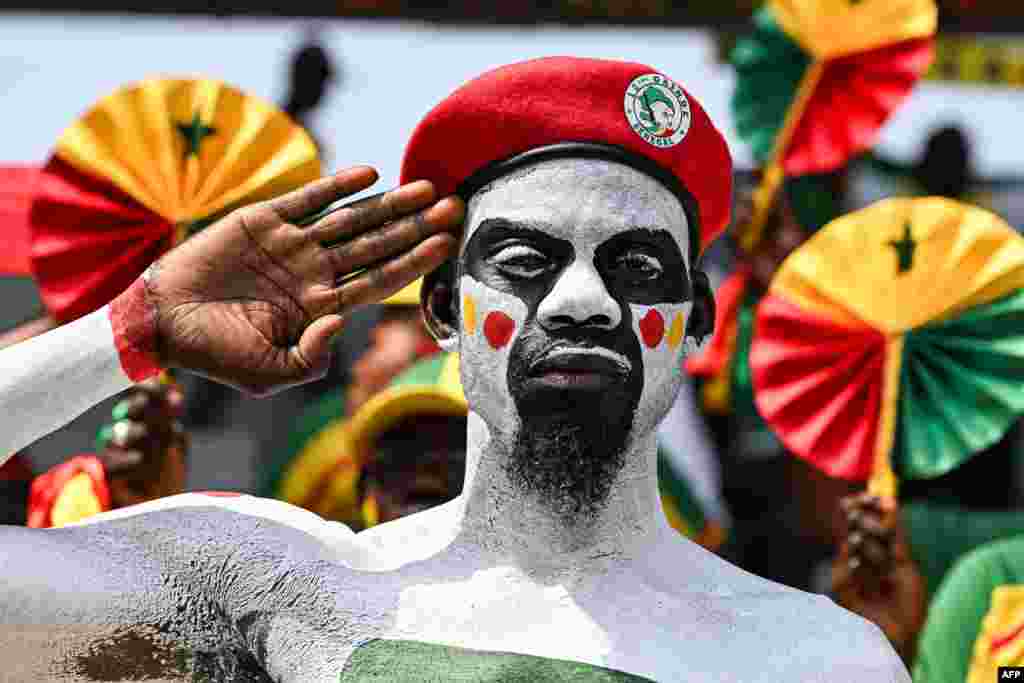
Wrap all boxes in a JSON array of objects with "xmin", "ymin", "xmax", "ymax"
[
  {"xmin": 843, "ymin": 491, "xmax": 878, "ymax": 510},
  {"xmin": 321, "ymin": 196, "xmax": 464, "ymax": 277},
  {"xmin": 110, "ymin": 420, "xmax": 148, "ymax": 447},
  {"xmin": 305, "ymin": 180, "xmax": 438, "ymax": 245},
  {"xmin": 101, "ymin": 448, "xmax": 145, "ymax": 472},
  {"xmin": 856, "ymin": 537, "xmax": 890, "ymax": 569},
  {"xmin": 291, "ymin": 314, "xmax": 346, "ymax": 377},
  {"xmin": 112, "ymin": 393, "xmax": 151, "ymax": 421},
  {"xmin": 171, "ymin": 421, "xmax": 188, "ymax": 444},
  {"xmin": 847, "ymin": 557, "xmax": 886, "ymax": 598},
  {"xmin": 854, "ymin": 515, "xmax": 889, "ymax": 539},
  {"xmin": 270, "ymin": 166, "xmax": 379, "ymax": 223},
  {"xmin": 316, "ymin": 233, "xmax": 457, "ymax": 314},
  {"xmin": 166, "ymin": 387, "xmax": 186, "ymax": 417},
  {"xmin": 831, "ymin": 561, "xmax": 860, "ymax": 604},
  {"xmin": 849, "ymin": 528, "xmax": 889, "ymax": 560},
  {"xmin": 857, "ymin": 494, "xmax": 884, "ymax": 513}
]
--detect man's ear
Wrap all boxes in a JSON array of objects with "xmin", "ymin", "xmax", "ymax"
[
  {"xmin": 684, "ymin": 270, "xmax": 715, "ymax": 344},
  {"xmin": 421, "ymin": 259, "xmax": 459, "ymax": 352}
]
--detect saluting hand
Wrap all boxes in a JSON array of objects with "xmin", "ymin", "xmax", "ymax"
[{"xmin": 146, "ymin": 166, "xmax": 463, "ymax": 396}]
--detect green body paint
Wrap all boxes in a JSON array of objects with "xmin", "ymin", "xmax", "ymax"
[{"xmin": 340, "ymin": 639, "xmax": 655, "ymax": 682}]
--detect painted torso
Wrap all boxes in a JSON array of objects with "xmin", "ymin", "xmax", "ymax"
[
  {"xmin": 0, "ymin": 493, "xmax": 903, "ymax": 682},
  {"xmin": 343, "ymin": 505, "xmax": 903, "ymax": 683},
  {"xmin": 0, "ymin": 159, "xmax": 905, "ymax": 683}
]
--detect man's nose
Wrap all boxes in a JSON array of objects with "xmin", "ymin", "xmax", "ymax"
[{"xmin": 537, "ymin": 259, "xmax": 621, "ymax": 331}]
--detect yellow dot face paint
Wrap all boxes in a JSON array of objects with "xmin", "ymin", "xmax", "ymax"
[
  {"xmin": 463, "ymin": 293, "xmax": 478, "ymax": 335},
  {"xmin": 667, "ymin": 311, "xmax": 685, "ymax": 350}
]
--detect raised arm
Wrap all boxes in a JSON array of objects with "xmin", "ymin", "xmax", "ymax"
[{"xmin": 0, "ymin": 166, "xmax": 463, "ymax": 463}]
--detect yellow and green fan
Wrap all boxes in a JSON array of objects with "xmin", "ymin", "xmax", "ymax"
[
  {"xmin": 732, "ymin": 0, "xmax": 936, "ymax": 250},
  {"xmin": 751, "ymin": 198, "xmax": 1024, "ymax": 498},
  {"xmin": 30, "ymin": 77, "xmax": 320, "ymax": 322}
]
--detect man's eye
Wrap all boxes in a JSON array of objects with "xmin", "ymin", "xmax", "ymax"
[
  {"xmin": 614, "ymin": 251, "xmax": 664, "ymax": 280},
  {"xmin": 491, "ymin": 245, "xmax": 550, "ymax": 277}
]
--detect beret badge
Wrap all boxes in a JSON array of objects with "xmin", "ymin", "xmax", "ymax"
[{"xmin": 623, "ymin": 74, "xmax": 692, "ymax": 149}]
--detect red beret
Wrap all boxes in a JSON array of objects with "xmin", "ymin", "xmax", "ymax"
[{"xmin": 400, "ymin": 56, "xmax": 732, "ymax": 254}]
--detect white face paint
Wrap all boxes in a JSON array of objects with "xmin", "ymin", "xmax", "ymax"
[
  {"xmin": 455, "ymin": 157, "xmax": 696, "ymax": 451},
  {"xmin": 456, "ymin": 274, "xmax": 528, "ymax": 445}
]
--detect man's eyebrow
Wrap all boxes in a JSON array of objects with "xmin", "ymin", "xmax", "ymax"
[
  {"xmin": 474, "ymin": 218, "xmax": 557, "ymax": 238},
  {"xmin": 609, "ymin": 227, "xmax": 679, "ymax": 241},
  {"xmin": 604, "ymin": 228, "xmax": 687, "ymax": 259}
]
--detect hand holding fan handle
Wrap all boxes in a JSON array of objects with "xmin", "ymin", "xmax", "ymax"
[{"xmin": 742, "ymin": 60, "xmax": 826, "ymax": 252}]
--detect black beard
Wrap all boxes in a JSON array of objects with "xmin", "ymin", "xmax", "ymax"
[{"xmin": 504, "ymin": 391, "xmax": 636, "ymax": 523}]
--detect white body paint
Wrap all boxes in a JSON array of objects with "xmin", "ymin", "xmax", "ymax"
[
  {"xmin": 0, "ymin": 304, "xmax": 132, "ymax": 463},
  {"xmin": 345, "ymin": 159, "xmax": 908, "ymax": 682},
  {"xmin": 0, "ymin": 159, "xmax": 908, "ymax": 682}
]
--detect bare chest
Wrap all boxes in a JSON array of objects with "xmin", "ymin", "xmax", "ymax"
[{"xmin": 337, "ymin": 567, "xmax": 756, "ymax": 682}]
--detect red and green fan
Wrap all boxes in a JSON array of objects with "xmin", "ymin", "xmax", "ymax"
[
  {"xmin": 731, "ymin": 0, "xmax": 936, "ymax": 251},
  {"xmin": 751, "ymin": 198, "xmax": 1024, "ymax": 498},
  {"xmin": 30, "ymin": 78, "xmax": 321, "ymax": 323},
  {"xmin": 0, "ymin": 165, "xmax": 40, "ymax": 277}
]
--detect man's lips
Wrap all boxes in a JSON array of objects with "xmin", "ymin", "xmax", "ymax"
[{"xmin": 527, "ymin": 348, "xmax": 631, "ymax": 388}]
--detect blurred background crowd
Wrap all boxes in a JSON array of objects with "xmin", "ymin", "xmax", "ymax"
[{"xmin": 3, "ymin": 1, "xmax": 1024, "ymax": 680}]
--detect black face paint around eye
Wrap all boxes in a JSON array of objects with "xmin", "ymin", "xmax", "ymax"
[
  {"xmin": 463, "ymin": 219, "xmax": 574, "ymax": 304},
  {"xmin": 594, "ymin": 229, "xmax": 690, "ymax": 305}
]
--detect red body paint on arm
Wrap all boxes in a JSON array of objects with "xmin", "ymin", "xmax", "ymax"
[{"xmin": 109, "ymin": 277, "xmax": 162, "ymax": 382}]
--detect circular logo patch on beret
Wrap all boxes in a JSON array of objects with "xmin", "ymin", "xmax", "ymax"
[{"xmin": 623, "ymin": 74, "xmax": 691, "ymax": 149}]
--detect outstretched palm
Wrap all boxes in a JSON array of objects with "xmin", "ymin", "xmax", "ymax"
[{"xmin": 148, "ymin": 166, "xmax": 463, "ymax": 396}]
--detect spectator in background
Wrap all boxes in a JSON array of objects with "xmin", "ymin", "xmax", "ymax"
[
  {"xmin": 866, "ymin": 124, "xmax": 984, "ymax": 207},
  {"xmin": 26, "ymin": 378, "xmax": 188, "ymax": 528},
  {"xmin": 282, "ymin": 29, "xmax": 339, "ymax": 163},
  {"xmin": 274, "ymin": 352, "xmax": 463, "ymax": 529},
  {"xmin": 259, "ymin": 279, "xmax": 439, "ymax": 500},
  {"xmin": 913, "ymin": 125, "xmax": 972, "ymax": 200},
  {"xmin": 689, "ymin": 170, "xmax": 853, "ymax": 590},
  {"xmin": 181, "ymin": 31, "xmax": 344, "ymax": 477},
  {"xmin": 0, "ymin": 317, "xmax": 50, "ymax": 524},
  {"xmin": 0, "ymin": 454, "xmax": 32, "ymax": 525},
  {"xmin": 832, "ymin": 125, "xmax": 1024, "ymax": 667}
]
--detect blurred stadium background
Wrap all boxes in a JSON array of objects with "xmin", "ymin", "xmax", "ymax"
[{"xmin": 2, "ymin": 1, "xmax": 1023, "ymax": 491}]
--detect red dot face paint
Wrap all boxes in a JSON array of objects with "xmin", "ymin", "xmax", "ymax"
[
  {"xmin": 484, "ymin": 311, "xmax": 516, "ymax": 349},
  {"xmin": 639, "ymin": 309, "xmax": 665, "ymax": 348}
]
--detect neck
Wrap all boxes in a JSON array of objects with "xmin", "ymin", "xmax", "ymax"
[{"xmin": 447, "ymin": 411, "xmax": 668, "ymax": 576}]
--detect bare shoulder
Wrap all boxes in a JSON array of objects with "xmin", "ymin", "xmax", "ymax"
[
  {"xmin": 641, "ymin": 537, "xmax": 909, "ymax": 682},
  {"xmin": 709, "ymin": 584, "xmax": 908, "ymax": 681},
  {"xmin": 75, "ymin": 492, "xmax": 367, "ymax": 563},
  {"xmin": 766, "ymin": 593, "xmax": 908, "ymax": 681},
  {"xmin": 348, "ymin": 501, "xmax": 460, "ymax": 569}
]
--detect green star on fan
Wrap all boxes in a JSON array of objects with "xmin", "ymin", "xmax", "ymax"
[
  {"xmin": 889, "ymin": 222, "xmax": 917, "ymax": 274},
  {"xmin": 176, "ymin": 112, "xmax": 217, "ymax": 158}
]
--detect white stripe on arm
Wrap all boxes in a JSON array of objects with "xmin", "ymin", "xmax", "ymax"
[{"xmin": 0, "ymin": 305, "xmax": 133, "ymax": 464}]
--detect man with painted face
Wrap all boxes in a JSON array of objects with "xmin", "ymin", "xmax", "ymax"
[{"xmin": 0, "ymin": 58, "xmax": 905, "ymax": 682}]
